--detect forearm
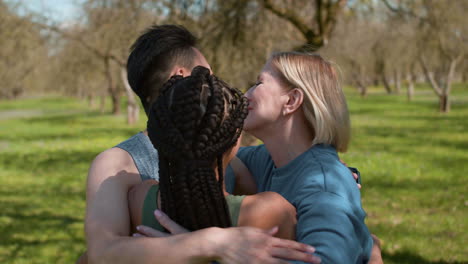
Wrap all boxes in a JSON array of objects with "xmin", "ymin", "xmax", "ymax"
[
  {"xmin": 88, "ymin": 231, "xmax": 216, "ymax": 264},
  {"xmin": 295, "ymin": 193, "xmax": 373, "ymax": 263},
  {"xmin": 369, "ymin": 234, "xmax": 383, "ymax": 264}
]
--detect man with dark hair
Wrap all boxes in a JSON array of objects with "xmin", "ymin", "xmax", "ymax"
[
  {"xmin": 84, "ymin": 24, "xmax": 320, "ymax": 263},
  {"xmin": 127, "ymin": 24, "xmax": 201, "ymax": 115}
]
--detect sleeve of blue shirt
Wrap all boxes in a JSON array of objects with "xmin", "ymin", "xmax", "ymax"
[
  {"xmin": 293, "ymin": 191, "xmax": 370, "ymax": 264},
  {"xmin": 225, "ymin": 145, "xmax": 266, "ymax": 193}
]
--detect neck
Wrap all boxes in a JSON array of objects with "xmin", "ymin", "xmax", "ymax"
[{"xmin": 253, "ymin": 114, "xmax": 313, "ymax": 168}]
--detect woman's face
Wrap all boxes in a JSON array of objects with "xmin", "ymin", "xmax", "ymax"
[{"xmin": 243, "ymin": 62, "xmax": 289, "ymax": 133}]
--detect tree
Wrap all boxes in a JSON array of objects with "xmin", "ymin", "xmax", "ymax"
[
  {"xmin": 260, "ymin": 0, "xmax": 347, "ymax": 51},
  {"xmin": 0, "ymin": 1, "xmax": 47, "ymax": 99},
  {"xmin": 383, "ymin": 0, "xmax": 468, "ymax": 112},
  {"xmin": 35, "ymin": 0, "xmax": 164, "ymax": 124}
]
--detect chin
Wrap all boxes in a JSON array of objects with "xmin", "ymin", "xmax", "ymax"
[
  {"xmin": 243, "ymin": 117, "xmax": 255, "ymax": 132},
  {"xmin": 242, "ymin": 121, "xmax": 260, "ymax": 137}
]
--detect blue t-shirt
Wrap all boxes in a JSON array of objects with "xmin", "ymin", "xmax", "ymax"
[{"xmin": 227, "ymin": 144, "xmax": 373, "ymax": 263}]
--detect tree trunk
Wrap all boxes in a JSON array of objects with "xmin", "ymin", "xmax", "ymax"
[
  {"xmin": 419, "ymin": 55, "xmax": 461, "ymax": 113},
  {"xmin": 373, "ymin": 78, "xmax": 380, "ymax": 86},
  {"xmin": 439, "ymin": 94, "xmax": 450, "ymax": 113},
  {"xmin": 351, "ymin": 72, "xmax": 367, "ymax": 97},
  {"xmin": 100, "ymin": 94, "xmax": 106, "ymax": 113},
  {"xmin": 394, "ymin": 69, "xmax": 401, "ymax": 94},
  {"xmin": 348, "ymin": 61, "xmax": 368, "ymax": 97},
  {"xmin": 88, "ymin": 92, "xmax": 96, "ymax": 109},
  {"xmin": 381, "ymin": 74, "xmax": 392, "ymax": 94},
  {"xmin": 406, "ymin": 73, "xmax": 414, "ymax": 102},
  {"xmin": 110, "ymin": 89, "xmax": 121, "ymax": 115},
  {"xmin": 358, "ymin": 83, "xmax": 367, "ymax": 97},
  {"xmin": 120, "ymin": 67, "xmax": 139, "ymax": 125},
  {"xmin": 104, "ymin": 57, "xmax": 121, "ymax": 115}
]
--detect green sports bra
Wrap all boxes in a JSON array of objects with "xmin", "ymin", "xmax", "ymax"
[{"xmin": 141, "ymin": 185, "xmax": 245, "ymax": 231}]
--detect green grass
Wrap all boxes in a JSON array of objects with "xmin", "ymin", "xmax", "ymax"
[{"xmin": 0, "ymin": 85, "xmax": 467, "ymax": 263}]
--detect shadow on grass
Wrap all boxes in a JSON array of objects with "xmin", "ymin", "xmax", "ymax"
[
  {"xmin": 0, "ymin": 149, "xmax": 99, "ymax": 172},
  {"xmin": 1, "ymin": 111, "xmax": 141, "ymax": 142},
  {"xmin": 1, "ymin": 126, "xmax": 139, "ymax": 143},
  {"xmin": 355, "ymin": 124, "xmax": 468, "ymax": 151},
  {"xmin": 24, "ymin": 111, "xmax": 106, "ymax": 124},
  {"xmin": 383, "ymin": 250, "xmax": 466, "ymax": 264},
  {"xmin": 0, "ymin": 197, "xmax": 84, "ymax": 261}
]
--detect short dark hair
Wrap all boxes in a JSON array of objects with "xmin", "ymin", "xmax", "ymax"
[{"xmin": 127, "ymin": 24, "xmax": 198, "ymax": 115}]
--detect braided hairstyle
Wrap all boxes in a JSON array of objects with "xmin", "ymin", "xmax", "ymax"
[{"xmin": 147, "ymin": 66, "xmax": 248, "ymax": 231}]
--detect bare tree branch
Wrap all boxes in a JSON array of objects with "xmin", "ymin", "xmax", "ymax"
[
  {"xmin": 261, "ymin": 0, "xmax": 311, "ymax": 38},
  {"xmin": 35, "ymin": 23, "xmax": 126, "ymax": 66},
  {"xmin": 418, "ymin": 55, "xmax": 443, "ymax": 96}
]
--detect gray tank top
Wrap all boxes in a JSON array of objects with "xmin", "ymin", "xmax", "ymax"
[{"xmin": 115, "ymin": 132, "xmax": 159, "ymax": 181}]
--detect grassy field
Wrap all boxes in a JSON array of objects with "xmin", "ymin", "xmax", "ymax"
[{"xmin": 0, "ymin": 85, "xmax": 467, "ymax": 263}]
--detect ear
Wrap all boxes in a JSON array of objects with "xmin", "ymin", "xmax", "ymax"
[
  {"xmin": 169, "ymin": 66, "xmax": 192, "ymax": 77},
  {"xmin": 283, "ymin": 88, "xmax": 304, "ymax": 115}
]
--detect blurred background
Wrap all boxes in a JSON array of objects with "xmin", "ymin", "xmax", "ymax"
[{"xmin": 0, "ymin": 0, "xmax": 466, "ymax": 263}]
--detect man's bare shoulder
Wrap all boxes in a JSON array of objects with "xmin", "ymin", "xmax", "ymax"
[
  {"xmin": 87, "ymin": 147, "xmax": 140, "ymax": 194},
  {"xmin": 91, "ymin": 147, "xmax": 137, "ymax": 173}
]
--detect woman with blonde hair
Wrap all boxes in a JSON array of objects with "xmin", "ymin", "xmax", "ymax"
[{"xmin": 234, "ymin": 52, "xmax": 375, "ymax": 263}]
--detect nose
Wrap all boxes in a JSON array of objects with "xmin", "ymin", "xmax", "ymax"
[{"xmin": 245, "ymin": 85, "xmax": 254, "ymax": 99}]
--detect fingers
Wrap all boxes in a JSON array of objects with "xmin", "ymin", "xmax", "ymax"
[
  {"xmin": 269, "ymin": 247, "xmax": 321, "ymax": 264},
  {"xmin": 270, "ymin": 237, "xmax": 315, "ymax": 253},
  {"xmin": 154, "ymin": 210, "xmax": 189, "ymax": 234},
  {"xmin": 269, "ymin": 237, "xmax": 321, "ymax": 263},
  {"xmin": 371, "ymin": 234, "xmax": 381, "ymax": 249},
  {"xmin": 352, "ymin": 172, "xmax": 358, "ymax": 180},
  {"xmin": 136, "ymin": 225, "xmax": 170, "ymax": 237},
  {"xmin": 265, "ymin": 226, "xmax": 279, "ymax": 236},
  {"xmin": 357, "ymin": 183, "xmax": 362, "ymax": 189}
]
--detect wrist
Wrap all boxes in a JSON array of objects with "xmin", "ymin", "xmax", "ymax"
[
  {"xmin": 371, "ymin": 234, "xmax": 381, "ymax": 250},
  {"xmin": 198, "ymin": 227, "xmax": 226, "ymax": 261},
  {"xmin": 180, "ymin": 227, "xmax": 223, "ymax": 263}
]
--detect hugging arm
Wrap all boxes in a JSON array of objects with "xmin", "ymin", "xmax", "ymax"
[
  {"xmin": 294, "ymin": 192, "xmax": 373, "ymax": 264},
  {"xmin": 85, "ymin": 150, "xmax": 219, "ymax": 263},
  {"xmin": 85, "ymin": 150, "xmax": 319, "ymax": 264},
  {"xmin": 137, "ymin": 210, "xmax": 321, "ymax": 264}
]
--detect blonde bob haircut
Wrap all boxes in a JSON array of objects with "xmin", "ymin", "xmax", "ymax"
[{"xmin": 269, "ymin": 52, "xmax": 350, "ymax": 152}]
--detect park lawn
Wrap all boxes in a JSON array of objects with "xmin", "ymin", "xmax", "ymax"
[{"xmin": 0, "ymin": 85, "xmax": 467, "ymax": 263}]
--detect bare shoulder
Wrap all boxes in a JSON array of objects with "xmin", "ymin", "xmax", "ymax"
[
  {"xmin": 238, "ymin": 192, "xmax": 296, "ymax": 239},
  {"xmin": 91, "ymin": 147, "xmax": 135, "ymax": 171},
  {"xmin": 87, "ymin": 147, "xmax": 140, "ymax": 195}
]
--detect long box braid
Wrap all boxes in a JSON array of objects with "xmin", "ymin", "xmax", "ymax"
[{"xmin": 147, "ymin": 66, "xmax": 248, "ymax": 231}]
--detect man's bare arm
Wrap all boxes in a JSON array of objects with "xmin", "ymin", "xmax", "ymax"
[
  {"xmin": 85, "ymin": 148, "xmax": 320, "ymax": 264},
  {"xmin": 85, "ymin": 148, "xmax": 226, "ymax": 263}
]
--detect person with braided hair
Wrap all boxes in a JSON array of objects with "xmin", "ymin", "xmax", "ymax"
[{"xmin": 127, "ymin": 66, "xmax": 298, "ymax": 243}]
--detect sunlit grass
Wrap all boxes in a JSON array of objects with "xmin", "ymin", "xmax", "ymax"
[
  {"xmin": 342, "ymin": 84, "xmax": 468, "ymax": 264},
  {"xmin": 0, "ymin": 84, "xmax": 467, "ymax": 263}
]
